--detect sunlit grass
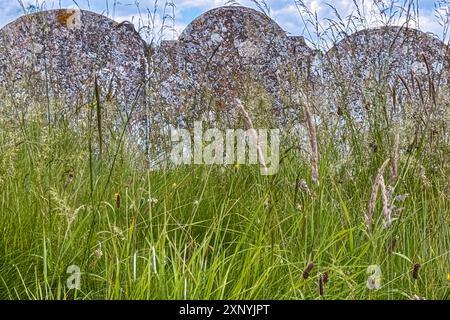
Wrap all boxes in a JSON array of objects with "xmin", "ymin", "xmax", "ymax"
[{"xmin": 0, "ymin": 110, "xmax": 448, "ymax": 300}]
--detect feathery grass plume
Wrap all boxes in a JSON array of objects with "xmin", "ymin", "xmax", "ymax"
[
  {"xmin": 94, "ymin": 241, "xmax": 103, "ymax": 259},
  {"xmin": 235, "ymin": 98, "xmax": 268, "ymax": 174},
  {"xmin": 50, "ymin": 189, "xmax": 84, "ymax": 240},
  {"xmin": 297, "ymin": 92, "xmax": 319, "ymax": 185},
  {"xmin": 390, "ymin": 131, "xmax": 400, "ymax": 185},
  {"xmin": 412, "ymin": 263, "xmax": 421, "ymax": 280},
  {"xmin": 378, "ymin": 176, "xmax": 392, "ymax": 229},
  {"xmin": 303, "ymin": 262, "xmax": 315, "ymax": 279},
  {"xmin": 366, "ymin": 159, "xmax": 391, "ymax": 228}
]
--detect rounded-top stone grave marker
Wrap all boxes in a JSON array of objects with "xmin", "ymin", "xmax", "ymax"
[{"xmin": 0, "ymin": 9, "xmax": 148, "ymax": 112}]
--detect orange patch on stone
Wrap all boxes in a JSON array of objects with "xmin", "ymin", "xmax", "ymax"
[{"xmin": 56, "ymin": 10, "xmax": 76, "ymax": 27}]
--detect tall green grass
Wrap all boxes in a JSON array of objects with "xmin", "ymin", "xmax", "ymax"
[
  {"xmin": 0, "ymin": 0, "xmax": 449, "ymax": 300},
  {"xmin": 0, "ymin": 105, "xmax": 448, "ymax": 300}
]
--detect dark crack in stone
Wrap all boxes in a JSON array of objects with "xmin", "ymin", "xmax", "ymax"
[
  {"xmin": 0, "ymin": 9, "xmax": 147, "ymax": 113},
  {"xmin": 325, "ymin": 26, "xmax": 450, "ymax": 122}
]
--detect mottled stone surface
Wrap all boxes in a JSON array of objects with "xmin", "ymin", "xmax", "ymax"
[
  {"xmin": 0, "ymin": 9, "xmax": 147, "ymax": 111},
  {"xmin": 154, "ymin": 6, "xmax": 316, "ymax": 125},
  {"xmin": 325, "ymin": 26, "xmax": 450, "ymax": 120},
  {"xmin": 1, "ymin": 6, "xmax": 449, "ymax": 130}
]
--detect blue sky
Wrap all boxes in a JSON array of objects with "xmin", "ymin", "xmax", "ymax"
[{"xmin": 0, "ymin": 0, "xmax": 448, "ymax": 41}]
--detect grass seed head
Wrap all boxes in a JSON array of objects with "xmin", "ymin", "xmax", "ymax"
[{"xmin": 303, "ymin": 262, "xmax": 315, "ymax": 279}]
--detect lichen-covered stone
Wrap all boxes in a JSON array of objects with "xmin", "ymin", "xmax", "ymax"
[
  {"xmin": 325, "ymin": 26, "xmax": 450, "ymax": 121},
  {"xmin": 154, "ymin": 6, "xmax": 316, "ymax": 126},
  {"xmin": 0, "ymin": 9, "xmax": 147, "ymax": 112},
  {"xmin": 1, "ymin": 6, "xmax": 449, "ymax": 132}
]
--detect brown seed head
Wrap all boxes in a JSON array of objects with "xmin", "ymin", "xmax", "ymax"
[
  {"xmin": 412, "ymin": 263, "xmax": 421, "ymax": 280},
  {"xmin": 302, "ymin": 262, "xmax": 314, "ymax": 279}
]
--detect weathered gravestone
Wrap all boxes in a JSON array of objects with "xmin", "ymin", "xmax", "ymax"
[
  {"xmin": 0, "ymin": 9, "xmax": 147, "ymax": 113},
  {"xmin": 325, "ymin": 26, "xmax": 450, "ymax": 122},
  {"xmin": 154, "ymin": 6, "xmax": 317, "ymax": 126}
]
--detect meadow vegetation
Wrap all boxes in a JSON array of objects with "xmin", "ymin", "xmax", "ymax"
[{"xmin": 0, "ymin": 0, "xmax": 449, "ymax": 300}]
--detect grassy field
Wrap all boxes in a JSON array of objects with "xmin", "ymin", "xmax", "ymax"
[
  {"xmin": 0, "ymin": 0, "xmax": 449, "ymax": 301},
  {"xmin": 0, "ymin": 103, "xmax": 448, "ymax": 300}
]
